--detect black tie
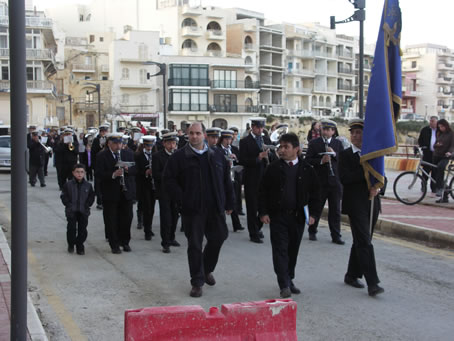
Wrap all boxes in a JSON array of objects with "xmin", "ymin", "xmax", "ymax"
[{"xmin": 255, "ymin": 136, "xmax": 262, "ymax": 149}]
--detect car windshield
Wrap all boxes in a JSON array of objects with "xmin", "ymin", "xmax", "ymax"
[{"xmin": 0, "ymin": 137, "xmax": 11, "ymax": 148}]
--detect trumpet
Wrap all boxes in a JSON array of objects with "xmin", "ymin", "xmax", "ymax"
[
  {"xmin": 115, "ymin": 157, "xmax": 135, "ymax": 192},
  {"xmin": 68, "ymin": 142, "xmax": 75, "ymax": 151},
  {"xmin": 323, "ymin": 138, "xmax": 335, "ymax": 177},
  {"xmin": 39, "ymin": 141, "xmax": 52, "ymax": 153}
]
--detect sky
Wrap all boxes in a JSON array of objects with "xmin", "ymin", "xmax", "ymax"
[{"xmin": 32, "ymin": 0, "xmax": 453, "ymax": 48}]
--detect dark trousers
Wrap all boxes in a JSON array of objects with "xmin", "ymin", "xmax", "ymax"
[
  {"xmin": 94, "ymin": 176, "xmax": 103, "ymax": 205},
  {"xmin": 86, "ymin": 166, "xmax": 93, "ymax": 181},
  {"xmin": 234, "ymin": 171, "xmax": 243, "ymax": 213},
  {"xmin": 140, "ymin": 187, "xmax": 156, "ymax": 237},
  {"xmin": 244, "ymin": 179, "xmax": 263, "ymax": 238},
  {"xmin": 309, "ymin": 185, "xmax": 342, "ymax": 240},
  {"xmin": 102, "ymin": 197, "xmax": 133, "ymax": 249},
  {"xmin": 434, "ymin": 156, "xmax": 449, "ymax": 194},
  {"xmin": 159, "ymin": 197, "xmax": 179, "ymax": 247},
  {"xmin": 29, "ymin": 165, "xmax": 45, "ymax": 186},
  {"xmin": 66, "ymin": 212, "xmax": 88, "ymax": 248},
  {"xmin": 230, "ymin": 211, "xmax": 243, "ymax": 231},
  {"xmin": 346, "ymin": 209, "xmax": 379, "ymax": 286},
  {"xmin": 270, "ymin": 214, "xmax": 304, "ymax": 289},
  {"xmin": 58, "ymin": 164, "xmax": 73, "ymax": 189},
  {"xmin": 44, "ymin": 153, "xmax": 49, "ymax": 175},
  {"xmin": 182, "ymin": 210, "xmax": 228, "ymax": 287},
  {"xmin": 422, "ymin": 151, "xmax": 436, "ymax": 193}
]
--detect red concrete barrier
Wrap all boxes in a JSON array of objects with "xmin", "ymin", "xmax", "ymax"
[{"xmin": 125, "ymin": 299, "xmax": 297, "ymax": 341}]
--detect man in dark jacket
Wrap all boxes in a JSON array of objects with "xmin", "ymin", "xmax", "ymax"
[
  {"xmin": 239, "ymin": 117, "xmax": 272, "ymax": 243},
  {"xmin": 28, "ymin": 131, "xmax": 46, "ymax": 187},
  {"xmin": 305, "ymin": 119, "xmax": 345, "ymax": 244},
  {"xmin": 153, "ymin": 132, "xmax": 180, "ymax": 253},
  {"xmin": 96, "ymin": 133, "xmax": 137, "ymax": 254},
  {"xmin": 60, "ymin": 164, "xmax": 95, "ymax": 255},
  {"xmin": 259, "ymin": 133, "xmax": 321, "ymax": 298},
  {"xmin": 54, "ymin": 128, "xmax": 79, "ymax": 190},
  {"xmin": 417, "ymin": 116, "xmax": 438, "ymax": 194},
  {"xmin": 91, "ymin": 124, "xmax": 109, "ymax": 209},
  {"xmin": 163, "ymin": 122, "xmax": 234, "ymax": 298},
  {"xmin": 339, "ymin": 119, "xmax": 384, "ymax": 297}
]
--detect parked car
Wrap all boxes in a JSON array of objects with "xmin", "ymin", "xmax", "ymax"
[
  {"xmin": 400, "ymin": 113, "xmax": 425, "ymax": 121},
  {"xmin": 0, "ymin": 135, "xmax": 11, "ymax": 169}
]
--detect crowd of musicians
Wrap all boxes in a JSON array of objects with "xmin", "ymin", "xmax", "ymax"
[{"xmin": 26, "ymin": 117, "xmax": 385, "ymax": 298}]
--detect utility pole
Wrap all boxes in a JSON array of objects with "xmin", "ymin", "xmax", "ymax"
[
  {"xmin": 85, "ymin": 83, "xmax": 101, "ymax": 125},
  {"xmin": 144, "ymin": 61, "xmax": 167, "ymax": 129}
]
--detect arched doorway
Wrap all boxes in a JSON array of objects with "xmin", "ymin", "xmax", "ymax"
[
  {"xmin": 207, "ymin": 42, "xmax": 221, "ymax": 57},
  {"xmin": 212, "ymin": 118, "xmax": 227, "ymax": 129}
]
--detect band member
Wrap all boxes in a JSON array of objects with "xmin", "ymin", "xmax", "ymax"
[
  {"xmin": 229, "ymin": 126, "xmax": 244, "ymax": 215},
  {"xmin": 96, "ymin": 133, "xmax": 137, "ymax": 254},
  {"xmin": 54, "ymin": 128, "xmax": 79, "ymax": 190},
  {"xmin": 28, "ymin": 131, "xmax": 47, "ymax": 187},
  {"xmin": 92, "ymin": 124, "xmax": 109, "ymax": 209},
  {"xmin": 135, "ymin": 136, "xmax": 157, "ymax": 241},
  {"xmin": 305, "ymin": 119, "xmax": 345, "ymax": 244},
  {"xmin": 205, "ymin": 127, "xmax": 221, "ymax": 148},
  {"xmin": 128, "ymin": 127, "xmax": 142, "ymax": 152},
  {"xmin": 153, "ymin": 132, "xmax": 180, "ymax": 253},
  {"xmin": 26, "ymin": 125, "xmax": 36, "ymax": 148},
  {"xmin": 239, "ymin": 117, "xmax": 272, "ymax": 243},
  {"xmin": 217, "ymin": 130, "xmax": 245, "ymax": 232},
  {"xmin": 163, "ymin": 123, "xmax": 234, "ymax": 297},
  {"xmin": 339, "ymin": 119, "xmax": 384, "ymax": 297},
  {"xmin": 259, "ymin": 133, "xmax": 321, "ymax": 298}
]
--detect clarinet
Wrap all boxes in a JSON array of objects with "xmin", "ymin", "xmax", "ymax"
[
  {"xmin": 117, "ymin": 152, "xmax": 128, "ymax": 192},
  {"xmin": 259, "ymin": 135, "xmax": 270, "ymax": 166},
  {"xmin": 324, "ymin": 138, "xmax": 335, "ymax": 177},
  {"xmin": 145, "ymin": 153, "xmax": 155, "ymax": 190}
]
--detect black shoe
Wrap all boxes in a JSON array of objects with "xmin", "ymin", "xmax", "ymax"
[
  {"xmin": 111, "ymin": 247, "xmax": 122, "ymax": 254},
  {"xmin": 180, "ymin": 226, "xmax": 184, "ymax": 232},
  {"xmin": 280, "ymin": 287, "xmax": 292, "ymax": 298},
  {"xmin": 40, "ymin": 184, "xmax": 46, "ymax": 187},
  {"xmin": 238, "ymin": 211, "xmax": 245, "ymax": 216},
  {"xmin": 67, "ymin": 245, "xmax": 74, "ymax": 254},
  {"xmin": 258, "ymin": 231, "xmax": 264, "ymax": 239},
  {"xmin": 250, "ymin": 237, "xmax": 264, "ymax": 244},
  {"xmin": 145, "ymin": 234, "xmax": 152, "ymax": 241},
  {"xmin": 332, "ymin": 238, "xmax": 345, "ymax": 245},
  {"xmin": 309, "ymin": 233, "xmax": 317, "ymax": 241},
  {"xmin": 368, "ymin": 284, "xmax": 384, "ymax": 297},
  {"xmin": 162, "ymin": 246, "xmax": 171, "ymax": 254},
  {"xmin": 96, "ymin": 204, "xmax": 103, "ymax": 210},
  {"xmin": 44, "ymin": 172, "xmax": 48, "ymax": 176},
  {"xmin": 205, "ymin": 273, "xmax": 216, "ymax": 286},
  {"xmin": 290, "ymin": 283, "xmax": 301, "ymax": 294},
  {"xmin": 190, "ymin": 286, "xmax": 203, "ymax": 298},
  {"xmin": 137, "ymin": 223, "xmax": 143, "ymax": 230},
  {"xmin": 150, "ymin": 231, "xmax": 155, "ymax": 237},
  {"xmin": 169, "ymin": 240, "xmax": 180, "ymax": 247},
  {"xmin": 122, "ymin": 245, "xmax": 132, "ymax": 252},
  {"xmin": 436, "ymin": 198, "xmax": 449, "ymax": 203},
  {"xmin": 30, "ymin": 183, "xmax": 35, "ymax": 187},
  {"xmin": 233, "ymin": 226, "xmax": 245, "ymax": 232},
  {"xmin": 344, "ymin": 275, "xmax": 365, "ymax": 289},
  {"xmin": 76, "ymin": 248, "xmax": 85, "ymax": 255}
]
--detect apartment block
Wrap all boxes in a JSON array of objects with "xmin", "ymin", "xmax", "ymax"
[{"xmin": 0, "ymin": 1, "xmax": 57, "ymax": 127}]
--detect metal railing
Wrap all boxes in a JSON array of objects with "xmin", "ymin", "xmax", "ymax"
[
  {"xmin": 0, "ymin": 80, "xmax": 55, "ymax": 92},
  {"xmin": 72, "ymin": 64, "xmax": 96, "ymax": 71},
  {"xmin": 168, "ymin": 103, "xmax": 209, "ymax": 111},
  {"xmin": 0, "ymin": 16, "xmax": 53, "ymax": 28},
  {"xmin": 211, "ymin": 80, "xmax": 260, "ymax": 89},
  {"xmin": 0, "ymin": 48, "xmax": 54, "ymax": 60},
  {"xmin": 338, "ymin": 83, "xmax": 354, "ymax": 91},
  {"xmin": 338, "ymin": 66, "xmax": 354, "ymax": 74},
  {"xmin": 210, "ymin": 105, "xmax": 260, "ymax": 113},
  {"xmin": 244, "ymin": 43, "xmax": 255, "ymax": 50},
  {"xmin": 168, "ymin": 78, "xmax": 211, "ymax": 86}
]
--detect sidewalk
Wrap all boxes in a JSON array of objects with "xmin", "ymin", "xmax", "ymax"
[{"xmin": 0, "ymin": 227, "xmax": 48, "ymax": 341}]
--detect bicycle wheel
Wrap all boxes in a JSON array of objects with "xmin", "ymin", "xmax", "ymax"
[
  {"xmin": 449, "ymin": 176, "xmax": 454, "ymax": 200},
  {"xmin": 393, "ymin": 171, "xmax": 426, "ymax": 205}
]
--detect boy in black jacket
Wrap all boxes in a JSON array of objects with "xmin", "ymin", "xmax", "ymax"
[{"xmin": 61, "ymin": 164, "xmax": 95, "ymax": 255}]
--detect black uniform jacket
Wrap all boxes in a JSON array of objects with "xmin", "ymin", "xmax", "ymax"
[
  {"xmin": 239, "ymin": 133, "xmax": 272, "ymax": 183},
  {"xmin": 305, "ymin": 136, "xmax": 344, "ymax": 187},
  {"xmin": 162, "ymin": 144, "xmax": 234, "ymax": 216},
  {"xmin": 258, "ymin": 157, "xmax": 321, "ymax": 224},
  {"xmin": 28, "ymin": 140, "xmax": 45, "ymax": 167},
  {"xmin": 152, "ymin": 149, "xmax": 171, "ymax": 199},
  {"xmin": 54, "ymin": 141, "xmax": 79, "ymax": 165},
  {"xmin": 339, "ymin": 147, "xmax": 380, "ymax": 216},
  {"xmin": 95, "ymin": 148, "xmax": 137, "ymax": 201},
  {"xmin": 135, "ymin": 151, "xmax": 154, "ymax": 191},
  {"xmin": 60, "ymin": 179, "xmax": 95, "ymax": 216}
]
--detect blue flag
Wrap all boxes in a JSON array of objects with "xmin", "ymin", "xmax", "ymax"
[{"xmin": 360, "ymin": 0, "xmax": 402, "ymax": 190}]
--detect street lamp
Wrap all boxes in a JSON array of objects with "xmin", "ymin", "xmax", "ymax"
[
  {"xmin": 144, "ymin": 61, "xmax": 166, "ymax": 129},
  {"xmin": 60, "ymin": 94, "xmax": 73, "ymax": 125},
  {"xmin": 85, "ymin": 82, "xmax": 101, "ymax": 125},
  {"xmin": 331, "ymin": 0, "xmax": 366, "ymax": 119}
]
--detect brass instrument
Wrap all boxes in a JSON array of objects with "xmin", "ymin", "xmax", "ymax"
[
  {"xmin": 145, "ymin": 152, "xmax": 155, "ymax": 190},
  {"xmin": 39, "ymin": 141, "xmax": 52, "ymax": 153},
  {"xmin": 323, "ymin": 138, "xmax": 335, "ymax": 177},
  {"xmin": 115, "ymin": 154, "xmax": 135, "ymax": 192},
  {"xmin": 68, "ymin": 142, "xmax": 75, "ymax": 151}
]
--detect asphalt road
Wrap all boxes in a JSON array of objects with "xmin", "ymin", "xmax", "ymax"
[{"xmin": 0, "ymin": 167, "xmax": 453, "ymax": 340}]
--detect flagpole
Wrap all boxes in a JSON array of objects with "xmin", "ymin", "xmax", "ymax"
[{"xmin": 369, "ymin": 197, "xmax": 374, "ymax": 241}]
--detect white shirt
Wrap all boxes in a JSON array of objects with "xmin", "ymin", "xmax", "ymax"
[
  {"xmin": 352, "ymin": 144, "xmax": 361, "ymax": 154},
  {"xmin": 430, "ymin": 128, "xmax": 437, "ymax": 152},
  {"xmin": 285, "ymin": 157, "xmax": 299, "ymax": 166},
  {"xmin": 143, "ymin": 150, "xmax": 152, "ymax": 160},
  {"xmin": 189, "ymin": 143, "xmax": 208, "ymax": 155}
]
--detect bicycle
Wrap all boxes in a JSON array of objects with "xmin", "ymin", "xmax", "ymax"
[{"xmin": 393, "ymin": 147, "xmax": 454, "ymax": 205}]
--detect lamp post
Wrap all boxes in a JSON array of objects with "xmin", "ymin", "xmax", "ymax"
[
  {"xmin": 144, "ymin": 61, "xmax": 166, "ymax": 129},
  {"xmin": 85, "ymin": 82, "xmax": 101, "ymax": 125},
  {"xmin": 60, "ymin": 94, "xmax": 73, "ymax": 125},
  {"xmin": 331, "ymin": 0, "xmax": 366, "ymax": 119}
]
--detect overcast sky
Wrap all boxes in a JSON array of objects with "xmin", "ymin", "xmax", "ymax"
[{"xmin": 32, "ymin": 0, "xmax": 453, "ymax": 48}]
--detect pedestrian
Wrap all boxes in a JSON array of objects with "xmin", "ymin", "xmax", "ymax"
[
  {"xmin": 91, "ymin": 124, "xmax": 109, "ymax": 209},
  {"xmin": 339, "ymin": 119, "xmax": 384, "ymax": 297},
  {"xmin": 60, "ymin": 164, "xmax": 95, "ymax": 255},
  {"xmin": 433, "ymin": 119, "xmax": 454, "ymax": 203},
  {"xmin": 135, "ymin": 136, "xmax": 157, "ymax": 241},
  {"xmin": 40, "ymin": 130, "xmax": 51, "ymax": 176},
  {"xmin": 239, "ymin": 117, "xmax": 272, "ymax": 244},
  {"xmin": 305, "ymin": 119, "xmax": 345, "ymax": 244},
  {"xmin": 152, "ymin": 132, "xmax": 180, "ymax": 253},
  {"xmin": 258, "ymin": 132, "xmax": 321, "ymax": 298},
  {"xmin": 307, "ymin": 121, "xmax": 321, "ymax": 142},
  {"xmin": 54, "ymin": 128, "xmax": 79, "ymax": 190},
  {"xmin": 28, "ymin": 131, "xmax": 47, "ymax": 187},
  {"xmin": 417, "ymin": 116, "xmax": 438, "ymax": 195},
  {"xmin": 78, "ymin": 132, "xmax": 86, "ymax": 163},
  {"xmin": 206, "ymin": 127, "xmax": 221, "ymax": 148},
  {"xmin": 163, "ymin": 122, "xmax": 234, "ymax": 297},
  {"xmin": 96, "ymin": 133, "xmax": 137, "ymax": 254}
]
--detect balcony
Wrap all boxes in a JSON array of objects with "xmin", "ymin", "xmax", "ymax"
[
  {"xmin": 337, "ymin": 84, "xmax": 354, "ymax": 91},
  {"xmin": 244, "ymin": 43, "xmax": 255, "ymax": 51},
  {"xmin": 101, "ymin": 65, "xmax": 109, "ymax": 73},
  {"xmin": 118, "ymin": 105, "xmax": 154, "ymax": 114},
  {"xmin": 168, "ymin": 103, "xmax": 209, "ymax": 112},
  {"xmin": 119, "ymin": 82, "xmax": 152, "ymax": 89},
  {"xmin": 0, "ymin": 16, "xmax": 53, "ymax": 29},
  {"xmin": 205, "ymin": 50, "xmax": 223, "ymax": 57},
  {"xmin": 438, "ymin": 63, "xmax": 454, "ymax": 71},
  {"xmin": 313, "ymin": 87, "xmax": 337, "ymax": 93},
  {"xmin": 0, "ymin": 80, "xmax": 55, "ymax": 94},
  {"xmin": 210, "ymin": 105, "xmax": 260, "ymax": 113},
  {"xmin": 287, "ymin": 50, "xmax": 315, "ymax": 59},
  {"xmin": 181, "ymin": 47, "xmax": 199, "ymax": 56},
  {"xmin": 74, "ymin": 101, "xmax": 104, "ymax": 111},
  {"xmin": 437, "ymin": 90, "xmax": 452, "ymax": 97},
  {"xmin": 182, "ymin": 5, "xmax": 202, "ymax": 16},
  {"xmin": 72, "ymin": 64, "xmax": 96, "ymax": 73},
  {"xmin": 206, "ymin": 29, "xmax": 225, "ymax": 40},
  {"xmin": 355, "ymin": 62, "xmax": 372, "ymax": 70},
  {"xmin": 182, "ymin": 26, "xmax": 202, "ymax": 37},
  {"xmin": 0, "ymin": 48, "xmax": 54, "ymax": 61},
  {"xmin": 338, "ymin": 66, "xmax": 354, "ymax": 75},
  {"xmin": 337, "ymin": 51, "xmax": 353, "ymax": 59},
  {"xmin": 287, "ymin": 69, "xmax": 315, "ymax": 77},
  {"xmin": 401, "ymin": 107, "xmax": 415, "ymax": 114},
  {"xmin": 168, "ymin": 78, "xmax": 211, "ymax": 87},
  {"xmin": 286, "ymin": 87, "xmax": 312, "ymax": 95},
  {"xmin": 403, "ymin": 90, "xmax": 421, "ymax": 97},
  {"xmin": 211, "ymin": 80, "xmax": 260, "ymax": 90},
  {"xmin": 403, "ymin": 65, "xmax": 422, "ymax": 72},
  {"xmin": 314, "ymin": 51, "xmax": 336, "ymax": 59}
]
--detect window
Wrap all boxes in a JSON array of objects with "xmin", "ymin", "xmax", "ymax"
[
  {"xmin": 169, "ymin": 89, "xmax": 208, "ymax": 111},
  {"xmin": 102, "ymin": 76, "xmax": 108, "ymax": 80},
  {"xmin": 25, "ymin": 30, "xmax": 41, "ymax": 49},
  {"xmin": 85, "ymin": 56, "xmax": 92, "ymax": 65},
  {"xmin": 99, "ymin": 37, "xmax": 104, "ymax": 42},
  {"xmin": 169, "ymin": 64, "xmax": 209, "ymax": 86},
  {"xmin": 296, "ymin": 81, "xmax": 300, "ymax": 88},
  {"xmin": 214, "ymin": 94, "xmax": 237, "ymax": 112},
  {"xmin": 121, "ymin": 68, "xmax": 129, "ymax": 80},
  {"xmin": 139, "ymin": 69, "xmax": 147, "ymax": 84},
  {"xmin": 213, "ymin": 70, "xmax": 237, "ymax": 88},
  {"xmin": 411, "ymin": 61, "xmax": 417, "ymax": 68},
  {"xmin": 26, "ymin": 62, "xmax": 42, "ymax": 81},
  {"xmin": 79, "ymin": 14, "xmax": 84, "ymax": 22},
  {"xmin": 0, "ymin": 35, "xmax": 7, "ymax": 49},
  {"xmin": 139, "ymin": 44, "xmax": 148, "ymax": 59},
  {"xmin": 89, "ymin": 35, "xmax": 95, "ymax": 43},
  {"xmin": 182, "ymin": 39, "xmax": 197, "ymax": 51},
  {"xmin": 182, "ymin": 18, "xmax": 197, "ymax": 28},
  {"xmin": 122, "ymin": 94, "xmax": 129, "ymax": 104},
  {"xmin": 1, "ymin": 65, "xmax": 8, "ymax": 80},
  {"xmin": 245, "ymin": 56, "xmax": 253, "ymax": 65}
]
